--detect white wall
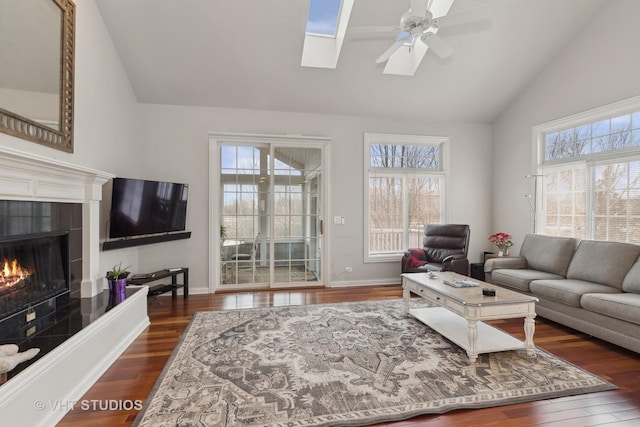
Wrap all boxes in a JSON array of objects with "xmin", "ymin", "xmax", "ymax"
[
  {"xmin": 74, "ymin": 0, "xmax": 143, "ymax": 275},
  {"xmin": 492, "ymin": 0, "xmax": 640, "ymax": 252},
  {"xmin": 135, "ymin": 104, "xmax": 493, "ymax": 293},
  {"xmin": 0, "ymin": 0, "xmax": 141, "ymax": 280}
]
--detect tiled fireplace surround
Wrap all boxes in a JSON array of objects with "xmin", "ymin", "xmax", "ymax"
[{"xmin": 0, "ymin": 146, "xmax": 149, "ymax": 425}]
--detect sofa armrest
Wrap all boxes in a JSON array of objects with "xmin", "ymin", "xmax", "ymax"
[{"xmin": 484, "ymin": 257, "xmax": 526, "ymax": 273}]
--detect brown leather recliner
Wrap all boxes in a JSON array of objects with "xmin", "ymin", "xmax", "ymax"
[{"xmin": 401, "ymin": 224, "xmax": 470, "ymax": 275}]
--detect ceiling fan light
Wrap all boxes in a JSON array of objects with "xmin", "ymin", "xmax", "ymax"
[{"xmin": 400, "ymin": 9, "xmax": 433, "ymax": 33}]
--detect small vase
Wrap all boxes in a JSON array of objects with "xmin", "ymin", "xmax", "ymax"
[
  {"xmin": 497, "ymin": 246, "xmax": 509, "ymax": 256},
  {"xmin": 107, "ymin": 278, "xmax": 127, "ymax": 294},
  {"xmin": 106, "ymin": 285, "xmax": 126, "ymax": 311}
]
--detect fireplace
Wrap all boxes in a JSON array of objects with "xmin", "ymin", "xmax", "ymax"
[
  {"xmin": 0, "ymin": 234, "xmax": 72, "ymax": 345},
  {"xmin": 0, "ymin": 233, "xmax": 68, "ymax": 322},
  {"xmin": 0, "ymin": 201, "xmax": 82, "ymax": 342}
]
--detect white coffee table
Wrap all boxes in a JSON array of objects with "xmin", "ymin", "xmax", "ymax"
[{"xmin": 402, "ymin": 271, "xmax": 538, "ymax": 363}]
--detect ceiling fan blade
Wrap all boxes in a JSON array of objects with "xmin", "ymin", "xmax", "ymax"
[
  {"xmin": 350, "ymin": 26, "xmax": 399, "ymax": 35},
  {"xmin": 435, "ymin": 5, "xmax": 491, "ymax": 28},
  {"xmin": 410, "ymin": 0, "xmax": 429, "ymax": 18},
  {"xmin": 421, "ymin": 33, "xmax": 454, "ymax": 58},
  {"xmin": 375, "ymin": 39, "xmax": 407, "ymax": 64}
]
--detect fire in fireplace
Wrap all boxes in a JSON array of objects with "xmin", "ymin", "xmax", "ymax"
[
  {"xmin": 1, "ymin": 258, "xmax": 33, "ymax": 290},
  {"xmin": 0, "ymin": 233, "xmax": 68, "ymax": 328}
]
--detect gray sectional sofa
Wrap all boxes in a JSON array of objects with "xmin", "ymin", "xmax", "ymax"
[{"xmin": 484, "ymin": 234, "xmax": 640, "ymax": 353}]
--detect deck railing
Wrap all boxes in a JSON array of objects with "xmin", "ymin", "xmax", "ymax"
[{"xmin": 369, "ymin": 229, "xmax": 423, "ymax": 253}]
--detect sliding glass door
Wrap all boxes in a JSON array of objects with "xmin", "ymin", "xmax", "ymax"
[
  {"xmin": 219, "ymin": 144, "xmax": 267, "ymax": 287},
  {"xmin": 213, "ymin": 137, "xmax": 324, "ymax": 290},
  {"xmin": 272, "ymin": 146, "xmax": 323, "ymax": 285}
]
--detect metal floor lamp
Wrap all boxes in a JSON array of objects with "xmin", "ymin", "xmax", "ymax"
[{"xmin": 524, "ymin": 174, "xmax": 544, "ymax": 233}]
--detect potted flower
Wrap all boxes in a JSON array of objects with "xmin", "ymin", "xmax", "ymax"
[
  {"xmin": 488, "ymin": 232, "xmax": 513, "ymax": 256},
  {"xmin": 105, "ymin": 261, "xmax": 131, "ymax": 294}
]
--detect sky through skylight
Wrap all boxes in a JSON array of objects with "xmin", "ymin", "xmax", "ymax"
[{"xmin": 306, "ymin": 0, "xmax": 342, "ymax": 36}]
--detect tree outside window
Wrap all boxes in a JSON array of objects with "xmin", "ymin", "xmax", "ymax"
[
  {"xmin": 537, "ymin": 105, "xmax": 640, "ymax": 243},
  {"xmin": 364, "ymin": 133, "xmax": 447, "ymax": 261}
]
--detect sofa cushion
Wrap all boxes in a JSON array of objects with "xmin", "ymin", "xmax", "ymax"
[
  {"xmin": 520, "ymin": 234, "xmax": 577, "ymax": 276},
  {"xmin": 530, "ymin": 279, "xmax": 620, "ymax": 307},
  {"xmin": 566, "ymin": 240, "xmax": 640, "ymax": 289},
  {"xmin": 581, "ymin": 293, "xmax": 640, "ymax": 326},
  {"xmin": 491, "ymin": 269, "xmax": 564, "ymax": 293},
  {"xmin": 622, "ymin": 258, "xmax": 640, "ymax": 294}
]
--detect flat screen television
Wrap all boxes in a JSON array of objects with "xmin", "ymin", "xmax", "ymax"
[{"xmin": 109, "ymin": 177, "xmax": 189, "ymax": 239}]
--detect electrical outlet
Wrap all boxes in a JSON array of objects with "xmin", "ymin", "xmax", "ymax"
[{"xmin": 344, "ymin": 267, "xmax": 353, "ymax": 273}]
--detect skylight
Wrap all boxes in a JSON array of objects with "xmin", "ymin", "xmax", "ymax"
[
  {"xmin": 306, "ymin": 0, "xmax": 342, "ymax": 37},
  {"xmin": 301, "ymin": 0, "xmax": 354, "ymax": 69}
]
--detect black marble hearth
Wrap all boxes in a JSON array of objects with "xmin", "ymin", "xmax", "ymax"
[{"xmin": 0, "ymin": 287, "xmax": 142, "ymax": 384}]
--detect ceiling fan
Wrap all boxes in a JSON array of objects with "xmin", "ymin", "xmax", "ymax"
[{"xmin": 351, "ymin": 0, "xmax": 490, "ymax": 74}]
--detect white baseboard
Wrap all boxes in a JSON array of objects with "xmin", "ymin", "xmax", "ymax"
[
  {"xmin": 328, "ymin": 278, "xmax": 401, "ymax": 287},
  {"xmin": 186, "ymin": 286, "xmax": 210, "ymax": 295},
  {"xmin": 197, "ymin": 279, "xmax": 401, "ymax": 293}
]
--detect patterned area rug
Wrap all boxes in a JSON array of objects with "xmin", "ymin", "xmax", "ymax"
[{"xmin": 133, "ymin": 300, "xmax": 616, "ymax": 427}]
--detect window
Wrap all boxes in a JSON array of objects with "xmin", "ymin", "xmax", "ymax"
[
  {"xmin": 364, "ymin": 133, "xmax": 448, "ymax": 261},
  {"xmin": 534, "ymin": 97, "xmax": 640, "ymax": 243}
]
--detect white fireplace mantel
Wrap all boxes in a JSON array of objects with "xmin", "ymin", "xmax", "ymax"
[{"xmin": 0, "ymin": 144, "xmax": 114, "ymax": 297}]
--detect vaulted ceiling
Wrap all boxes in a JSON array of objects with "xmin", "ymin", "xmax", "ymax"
[{"xmin": 95, "ymin": 0, "xmax": 608, "ymax": 123}]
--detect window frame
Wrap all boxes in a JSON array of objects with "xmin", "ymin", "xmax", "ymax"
[
  {"xmin": 363, "ymin": 132, "xmax": 449, "ymax": 262},
  {"xmin": 532, "ymin": 95, "xmax": 640, "ymax": 242}
]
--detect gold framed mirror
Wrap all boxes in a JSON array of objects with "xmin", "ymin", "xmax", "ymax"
[{"xmin": 0, "ymin": 0, "xmax": 75, "ymax": 153}]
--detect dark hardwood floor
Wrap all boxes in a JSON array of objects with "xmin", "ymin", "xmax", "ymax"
[{"xmin": 57, "ymin": 285, "xmax": 640, "ymax": 426}]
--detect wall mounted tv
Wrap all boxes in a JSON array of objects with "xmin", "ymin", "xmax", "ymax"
[{"xmin": 103, "ymin": 177, "xmax": 190, "ymax": 250}]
